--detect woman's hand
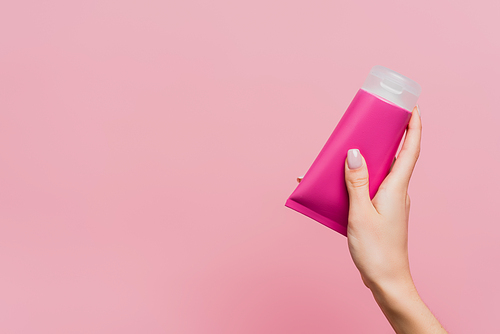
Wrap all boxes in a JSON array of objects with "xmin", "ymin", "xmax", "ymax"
[
  {"xmin": 343, "ymin": 105, "xmax": 420, "ymax": 291},
  {"xmin": 298, "ymin": 105, "xmax": 447, "ymax": 333}
]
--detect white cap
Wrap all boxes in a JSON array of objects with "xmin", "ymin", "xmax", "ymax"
[{"xmin": 361, "ymin": 65, "xmax": 421, "ymax": 111}]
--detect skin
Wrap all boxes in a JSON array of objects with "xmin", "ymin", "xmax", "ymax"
[{"xmin": 297, "ymin": 106, "xmax": 447, "ymax": 333}]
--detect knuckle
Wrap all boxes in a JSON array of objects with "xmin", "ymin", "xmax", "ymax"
[{"xmin": 349, "ymin": 176, "xmax": 369, "ymax": 189}]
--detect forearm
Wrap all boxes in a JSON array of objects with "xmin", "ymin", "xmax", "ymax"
[{"xmin": 370, "ymin": 278, "xmax": 447, "ymax": 334}]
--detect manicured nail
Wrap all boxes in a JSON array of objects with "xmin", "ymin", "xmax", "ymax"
[
  {"xmin": 347, "ymin": 149, "xmax": 362, "ymax": 169},
  {"xmin": 416, "ymin": 104, "xmax": 421, "ymax": 117}
]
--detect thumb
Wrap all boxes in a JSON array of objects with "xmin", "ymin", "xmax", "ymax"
[{"xmin": 345, "ymin": 149, "xmax": 373, "ymax": 214}]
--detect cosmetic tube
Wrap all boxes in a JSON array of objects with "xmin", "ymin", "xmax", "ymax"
[{"xmin": 285, "ymin": 65, "xmax": 421, "ymax": 236}]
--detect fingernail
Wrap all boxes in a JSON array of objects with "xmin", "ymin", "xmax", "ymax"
[
  {"xmin": 347, "ymin": 149, "xmax": 362, "ymax": 169},
  {"xmin": 416, "ymin": 104, "xmax": 421, "ymax": 117}
]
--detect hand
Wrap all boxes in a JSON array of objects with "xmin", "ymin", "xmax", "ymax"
[
  {"xmin": 296, "ymin": 106, "xmax": 420, "ymax": 288},
  {"xmin": 343, "ymin": 108, "xmax": 420, "ymax": 291},
  {"xmin": 297, "ymin": 107, "xmax": 419, "ymax": 289},
  {"xmin": 297, "ymin": 105, "xmax": 447, "ymax": 333}
]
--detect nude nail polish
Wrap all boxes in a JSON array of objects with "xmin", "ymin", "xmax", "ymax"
[{"xmin": 347, "ymin": 149, "xmax": 362, "ymax": 169}]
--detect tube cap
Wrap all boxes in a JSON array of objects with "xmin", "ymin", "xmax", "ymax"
[{"xmin": 361, "ymin": 65, "xmax": 421, "ymax": 112}]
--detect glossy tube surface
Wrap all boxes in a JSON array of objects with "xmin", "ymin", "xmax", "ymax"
[{"xmin": 285, "ymin": 89, "xmax": 412, "ymax": 236}]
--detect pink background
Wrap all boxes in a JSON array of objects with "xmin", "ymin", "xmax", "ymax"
[{"xmin": 1, "ymin": 0, "xmax": 499, "ymax": 333}]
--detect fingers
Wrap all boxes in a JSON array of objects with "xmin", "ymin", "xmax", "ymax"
[{"xmin": 385, "ymin": 105, "xmax": 422, "ymax": 191}]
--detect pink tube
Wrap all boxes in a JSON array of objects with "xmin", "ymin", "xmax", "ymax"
[{"xmin": 285, "ymin": 89, "xmax": 412, "ymax": 236}]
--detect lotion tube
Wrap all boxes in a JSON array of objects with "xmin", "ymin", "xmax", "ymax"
[{"xmin": 285, "ymin": 66, "xmax": 421, "ymax": 236}]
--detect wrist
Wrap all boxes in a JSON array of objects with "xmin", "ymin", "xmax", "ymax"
[
  {"xmin": 367, "ymin": 274, "xmax": 448, "ymax": 333},
  {"xmin": 369, "ymin": 274, "xmax": 419, "ymax": 311}
]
